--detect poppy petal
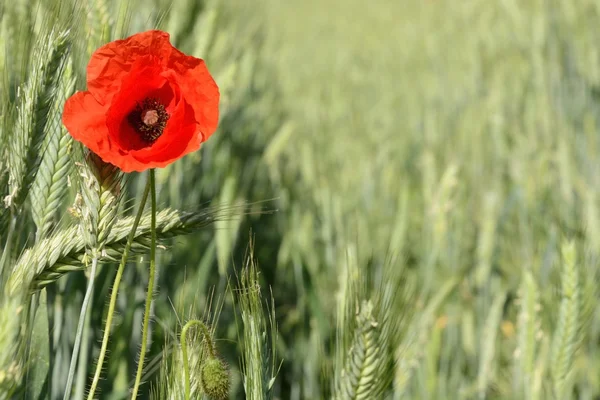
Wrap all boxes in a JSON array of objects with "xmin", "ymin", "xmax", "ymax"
[
  {"xmin": 165, "ymin": 52, "xmax": 220, "ymax": 142},
  {"xmin": 63, "ymin": 29, "xmax": 219, "ymax": 172},
  {"xmin": 62, "ymin": 91, "xmax": 112, "ymax": 158},
  {"xmin": 105, "ymin": 55, "xmax": 169, "ymax": 151},
  {"xmin": 87, "ymin": 30, "xmax": 174, "ymax": 104}
]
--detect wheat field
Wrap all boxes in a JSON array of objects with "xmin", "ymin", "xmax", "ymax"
[{"xmin": 1, "ymin": 0, "xmax": 600, "ymax": 399}]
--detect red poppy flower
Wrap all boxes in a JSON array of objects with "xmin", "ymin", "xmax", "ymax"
[{"xmin": 63, "ymin": 30, "xmax": 219, "ymax": 172}]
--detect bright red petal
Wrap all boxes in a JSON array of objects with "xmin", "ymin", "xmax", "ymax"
[
  {"xmin": 105, "ymin": 55, "xmax": 170, "ymax": 151},
  {"xmin": 62, "ymin": 91, "xmax": 112, "ymax": 157},
  {"xmin": 165, "ymin": 51, "xmax": 220, "ymax": 142},
  {"xmin": 87, "ymin": 30, "xmax": 174, "ymax": 104}
]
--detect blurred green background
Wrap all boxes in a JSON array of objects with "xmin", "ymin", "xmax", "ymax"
[
  {"xmin": 3, "ymin": 0, "xmax": 600, "ymax": 398},
  {"xmin": 154, "ymin": 0, "xmax": 600, "ymax": 397}
]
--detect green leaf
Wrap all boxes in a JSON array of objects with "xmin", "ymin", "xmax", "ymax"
[{"xmin": 25, "ymin": 291, "xmax": 50, "ymax": 400}]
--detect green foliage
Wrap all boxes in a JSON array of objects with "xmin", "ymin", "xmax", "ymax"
[
  {"xmin": 2, "ymin": 0, "xmax": 600, "ymax": 399},
  {"xmin": 234, "ymin": 242, "xmax": 278, "ymax": 400}
]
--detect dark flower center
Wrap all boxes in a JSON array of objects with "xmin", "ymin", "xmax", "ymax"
[{"xmin": 128, "ymin": 98, "xmax": 169, "ymax": 143}]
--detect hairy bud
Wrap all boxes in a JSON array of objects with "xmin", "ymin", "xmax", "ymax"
[{"xmin": 200, "ymin": 357, "xmax": 230, "ymax": 400}]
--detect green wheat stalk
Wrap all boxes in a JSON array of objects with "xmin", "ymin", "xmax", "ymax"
[
  {"xmin": 0, "ymin": 1, "xmax": 35, "ymax": 86},
  {"xmin": 85, "ymin": 0, "xmax": 111, "ymax": 55},
  {"xmin": 63, "ymin": 149, "xmax": 121, "ymax": 398},
  {"xmin": 0, "ymin": 104, "xmax": 10, "ymax": 234},
  {"xmin": 477, "ymin": 290, "xmax": 507, "ymax": 399},
  {"xmin": 0, "ymin": 295, "xmax": 25, "ymax": 399},
  {"xmin": 29, "ymin": 58, "xmax": 75, "ymax": 240},
  {"xmin": 235, "ymin": 240, "xmax": 279, "ymax": 400},
  {"xmin": 334, "ymin": 244, "xmax": 412, "ymax": 400},
  {"xmin": 86, "ymin": 176, "xmax": 151, "ymax": 400},
  {"xmin": 7, "ymin": 28, "xmax": 70, "ymax": 211},
  {"xmin": 550, "ymin": 241, "xmax": 581, "ymax": 399},
  {"xmin": 334, "ymin": 300, "xmax": 386, "ymax": 400},
  {"xmin": 515, "ymin": 270, "xmax": 540, "ymax": 398},
  {"xmin": 28, "ymin": 54, "xmax": 75, "ymax": 400},
  {"xmin": 0, "ymin": 10, "xmax": 12, "ymax": 235},
  {"xmin": 73, "ymin": 149, "xmax": 125, "ymax": 255},
  {"xmin": 8, "ymin": 205, "xmax": 249, "ymax": 294},
  {"xmin": 62, "ymin": 147, "xmax": 124, "ymax": 397},
  {"xmin": 394, "ymin": 278, "xmax": 458, "ymax": 397}
]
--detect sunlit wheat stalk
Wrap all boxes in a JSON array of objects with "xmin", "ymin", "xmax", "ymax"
[
  {"xmin": 550, "ymin": 241, "xmax": 581, "ymax": 399},
  {"xmin": 334, "ymin": 300, "xmax": 387, "ymax": 400},
  {"xmin": 515, "ymin": 271, "xmax": 539, "ymax": 398},
  {"xmin": 30, "ymin": 58, "xmax": 75, "ymax": 240},
  {"xmin": 7, "ymin": 29, "xmax": 70, "ymax": 211},
  {"xmin": 8, "ymin": 206, "xmax": 245, "ymax": 294},
  {"xmin": 87, "ymin": 175, "xmax": 151, "ymax": 400},
  {"xmin": 477, "ymin": 291, "xmax": 507, "ymax": 398},
  {"xmin": 64, "ymin": 151, "xmax": 124, "ymax": 399},
  {"xmin": 235, "ymin": 240, "xmax": 278, "ymax": 400}
]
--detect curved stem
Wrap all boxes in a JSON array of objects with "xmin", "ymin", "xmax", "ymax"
[
  {"xmin": 131, "ymin": 169, "xmax": 157, "ymax": 399},
  {"xmin": 64, "ymin": 255, "xmax": 98, "ymax": 400},
  {"xmin": 181, "ymin": 320, "xmax": 215, "ymax": 400},
  {"xmin": 87, "ymin": 176, "xmax": 151, "ymax": 400}
]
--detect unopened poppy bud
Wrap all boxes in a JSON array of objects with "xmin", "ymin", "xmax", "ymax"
[
  {"xmin": 85, "ymin": 152, "xmax": 122, "ymax": 196},
  {"xmin": 200, "ymin": 357, "xmax": 230, "ymax": 400}
]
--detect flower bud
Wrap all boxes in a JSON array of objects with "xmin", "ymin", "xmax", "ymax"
[{"xmin": 200, "ymin": 357, "xmax": 230, "ymax": 400}]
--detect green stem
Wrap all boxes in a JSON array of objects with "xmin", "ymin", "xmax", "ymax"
[
  {"xmin": 74, "ymin": 284, "xmax": 93, "ymax": 400},
  {"xmin": 181, "ymin": 320, "xmax": 216, "ymax": 400},
  {"xmin": 23, "ymin": 292, "xmax": 39, "ymax": 400},
  {"xmin": 64, "ymin": 256, "xmax": 97, "ymax": 400},
  {"xmin": 0, "ymin": 215, "xmax": 16, "ymax": 277},
  {"xmin": 87, "ymin": 175, "xmax": 151, "ymax": 400},
  {"xmin": 46, "ymin": 286, "xmax": 55, "ymax": 399},
  {"xmin": 131, "ymin": 169, "xmax": 157, "ymax": 399}
]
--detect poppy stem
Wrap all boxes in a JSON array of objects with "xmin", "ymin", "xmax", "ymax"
[
  {"xmin": 87, "ymin": 175, "xmax": 151, "ymax": 400},
  {"xmin": 131, "ymin": 169, "xmax": 157, "ymax": 399},
  {"xmin": 181, "ymin": 320, "xmax": 216, "ymax": 400}
]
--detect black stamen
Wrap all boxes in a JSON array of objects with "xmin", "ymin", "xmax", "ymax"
[{"xmin": 128, "ymin": 98, "xmax": 169, "ymax": 143}]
